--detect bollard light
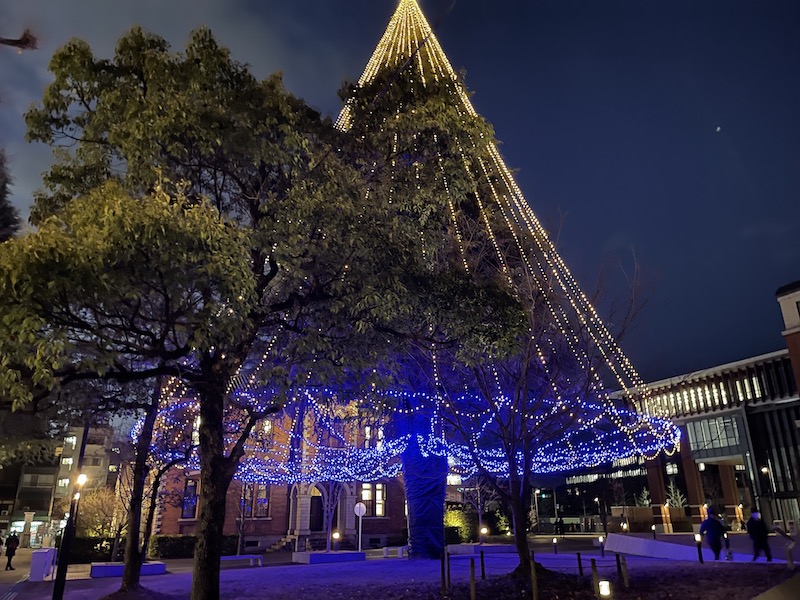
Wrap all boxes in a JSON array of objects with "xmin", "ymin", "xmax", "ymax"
[
  {"xmin": 694, "ymin": 533, "xmax": 704, "ymax": 564},
  {"xmin": 621, "ymin": 522, "xmax": 628, "ymax": 532},
  {"xmin": 651, "ymin": 524, "xmax": 656, "ymax": 539},
  {"xmin": 599, "ymin": 580, "xmax": 612, "ymax": 597},
  {"xmin": 552, "ymin": 537, "xmax": 558, "ymax": 554},
  {"xmin": 599, "ymin": 536, "xmax": 605, "ymax": 558}
]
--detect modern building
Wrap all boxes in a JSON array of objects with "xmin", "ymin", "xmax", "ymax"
[
  {"xmin": 53, "ymin": 425, "xmax": 119, "ymax": 513},
  {"xmin": 0, "ymin": 425, "xmax": 120, "ymax": 546},
  {"xmin": 594, "ymin": 281, "xmax": 800, "ymax": 534}
]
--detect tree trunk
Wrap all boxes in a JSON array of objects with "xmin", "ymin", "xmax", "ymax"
[
  {"xmin": 509, "ymin": 480, "xmax": 531, "ymax": 576},
  {"xmin": 191, "ymin": 381, "xmax": 236, "ymax": 600},
  {"xmin": 140, "ymin": 465, "xmax": 166, "ymax": 566},
  {"xmin": 111, "ymin": 524, "xmax": 123, "ymax": 562},
  {"xmin": 402, "ymin": 431, "xmax": 447, "ymax": 559},
  {"xmin": 120, "ymin": 384, "xmax": 160, "ymax": 590}
]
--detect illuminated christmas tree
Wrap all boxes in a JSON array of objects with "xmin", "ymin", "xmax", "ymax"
[{"xmin": 147, "ymin": 0, "xmax": 679, "ymax": 564}]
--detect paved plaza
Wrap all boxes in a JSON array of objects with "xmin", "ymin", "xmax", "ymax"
[{"xmin": 4, "ymin": 536, "xmax": 797, "ymax": 600}]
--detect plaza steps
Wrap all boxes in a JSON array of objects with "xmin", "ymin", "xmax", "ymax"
[{"xmin": 265, "ymin": 535, "xmax": 297, "ymax": 553}]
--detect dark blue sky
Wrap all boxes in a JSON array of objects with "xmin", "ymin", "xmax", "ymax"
[{"xmin": 2, "ymin": 0, "xmax": 798, "ymax": 382}]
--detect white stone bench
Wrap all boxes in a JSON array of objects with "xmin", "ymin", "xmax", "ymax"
[
  {"xmin": 90, "ymin": 561, "xmax": 166, "ymax": 578},
  {"xmin": 382, "ymin": 545, "xmax": 408, "ymax": 558},
  {"xmin": 220, "ymin": 554, "xmax": 263, "ymax": 567}
]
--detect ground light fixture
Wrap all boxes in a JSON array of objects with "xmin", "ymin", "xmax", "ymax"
[{"xmin": 599, "ymin": 580, "xmax": 612, "ymax": 597}]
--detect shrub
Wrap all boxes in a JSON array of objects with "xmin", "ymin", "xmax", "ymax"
[
  {"xmin": 148, "ymin": 534, "xmax": 239, "ymax": 558},
  {"xmin": 444, "ymin": 505, "xmax": 476, "ymax": 542},
  {"xmin": 63, "ymin": 537, "xmax": 119, "ymax": 563}
]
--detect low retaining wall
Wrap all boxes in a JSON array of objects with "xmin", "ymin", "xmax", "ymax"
[
  {"xmin": 604, "ymin": 533, "xmax": 754, "ymax": 562},
  {"xmin": 292, "ymin": 551, "xmax": 366, "ymax": 564},
  {"xmin": 90, "ymin": 562, "xmax": 166, "ymax": 578}
]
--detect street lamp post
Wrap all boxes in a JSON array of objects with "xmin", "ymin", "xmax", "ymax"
[{"xmin": 52, "ymin": 474, "xmax": 87, "ymax": 600}]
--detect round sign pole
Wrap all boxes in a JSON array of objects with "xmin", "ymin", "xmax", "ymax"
[{"xmin": 354, "ymin": 502, "xmax": 367, "ymax": 552}]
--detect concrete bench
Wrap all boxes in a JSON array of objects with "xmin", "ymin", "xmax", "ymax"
[
  {"xmin": 382, "ymin": 545, "xmax": 408, "ymax": 558},
  {"xmin": 220, "ymin": 554, "xmax": 263, "ymax": 567},
  {"xmin": 90, "ymin": 561, "xmax": 166, "ymax": 578}
]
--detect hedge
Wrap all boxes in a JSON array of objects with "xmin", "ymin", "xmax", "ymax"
[
  {"xmin": 62, "ymin": 537, "xmax": 121, "ymax": 564},
  {"xmin": 148, "ymin": 534, "xmax": 240, "ymax": 559}
]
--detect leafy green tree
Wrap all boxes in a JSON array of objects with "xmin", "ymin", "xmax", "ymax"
[
  {"xmin": 21, "ymin": 27, "xmax": 451, "ymax": 599},
  {"xmin": 0, "ymin": 181, "xmax": 256, "ymax": 594}
]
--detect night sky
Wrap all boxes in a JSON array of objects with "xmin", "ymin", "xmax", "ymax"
[{"xmin": 1, "ymin": 0, "xmax": 798, "ymax": 382}]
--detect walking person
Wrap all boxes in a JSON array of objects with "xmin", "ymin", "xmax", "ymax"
[
  {"xmin": 4, "ymin": 531, "xmax": 19, "ymax": 570},
  {"xmin": 699, "ymin": 508, "xmax": 726, "ymax": 560},
  {"xmin": 746, "ymin": 511, "xmax": 772, "ymax": 561}
]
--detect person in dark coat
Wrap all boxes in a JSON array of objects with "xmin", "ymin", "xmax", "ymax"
[
  {"xmin": 4, "ymin": 531, "xmax": 19, "ymax": 570},
  {"xmin": 699, "ymin": 510, "xmax": 726, "ymax": 560},
  {"xmin": 746, "ymin": 511, "xmax": 772, "ymax": 561}
]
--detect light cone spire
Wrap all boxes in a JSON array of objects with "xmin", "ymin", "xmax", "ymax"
[{"xmin": 339, "ymin": 0, "xmax": 670, "ymax": 432}]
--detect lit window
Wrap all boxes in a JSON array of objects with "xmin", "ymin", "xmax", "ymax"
[
  {"xmin": 192, "ymin": 416, "xmax": 201, "ymax": 446},
  {"xmin": 58, "ymin": 478, "xmax": 70, "ymax": 487},
  {"xmin": 182, "ymin": 479, "xmax": 199, "ymax": 519},
  {"xmin": 751, "ymin": 377, "xmax": 761, "ymax": 398},
  {"xmin": 64, "ymin": 436, "xmax": 77, "ymax": 449},
  {"xmin": 447, "ymin": 474, "xmax": 462, "ymax": 486},
  {"xmin": 108, "ymin": 465, "xmax": 118, "ymax": 472},
  {"xmin": 735, "ymin": 380, "xmax": 744, "ymax": 401},
  {"xmin": 360, "ymin": 483, "xmax": 386, "ymax": 516},
  {"xmin": 375, "ymin": 483, "xmax": 385, "ymax": 516},
  {"xmin": 665, "ymin": 463, "xmax": 679, "ymax": 476},
  {"xmin": 62, "ymin": 457, "xmax": 73, "ymax": 466},
  {"xmin": 253, "ymin": 484, "xmax": 270, "ymax": 517}
]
